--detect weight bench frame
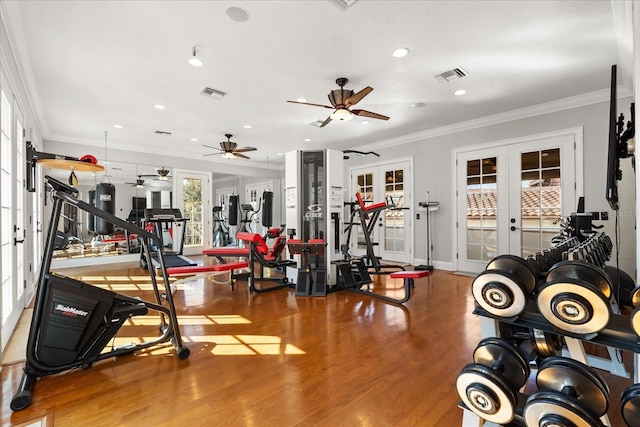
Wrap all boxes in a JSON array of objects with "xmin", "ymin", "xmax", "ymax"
[
  {"xmin": 334, "ymin": 259, "xmax": 429, "ymax": 304},
  {"xmin": 237, "ymin": 232, "xmax": 296, "ymax": 293}
]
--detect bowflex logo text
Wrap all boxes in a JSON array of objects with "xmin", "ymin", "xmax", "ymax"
[{"xmin": 54, "ymin": 303, "xmax": 89, "ymax": 318}]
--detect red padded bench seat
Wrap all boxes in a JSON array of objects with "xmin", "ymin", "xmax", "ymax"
[
  {"xmin": 390, "ymin": 270, "xmax": 430, "ymax": 280},
  {"xmin": 166, "ymin": 261, "xmax": 248, "ymax": 276},
  {"xmin": 202, "ymin": 247, "xmax": 250, "ymax": 257}
]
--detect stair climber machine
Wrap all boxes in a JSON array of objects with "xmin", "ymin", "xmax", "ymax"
[
  {"xmin": 285, "ymin": 150, "xmax": 344, "ymax": 295},
  {"xmin": 10, "ymin": 176, "xmax": 190, "ymax": 412}
]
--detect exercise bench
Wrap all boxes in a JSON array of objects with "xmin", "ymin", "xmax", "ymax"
[
  {"xmin": 166, "ymin": 261, "xmax": 249, "ymax": 292},
  {"xmin": 237, "ymin": 232, "xmax": 296, "ymax": 293}
]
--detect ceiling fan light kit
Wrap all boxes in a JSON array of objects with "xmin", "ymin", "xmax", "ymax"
[{"xmin": 203, "ymin": 133, "xmax": 257, "ymax": 160}]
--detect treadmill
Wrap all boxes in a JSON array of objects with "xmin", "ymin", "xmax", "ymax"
[{"xmin": 140, "ymin": 208, "xmax": 196, "ymax": 270}]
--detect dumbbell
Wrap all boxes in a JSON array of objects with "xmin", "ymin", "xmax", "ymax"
[
  {"xmin": 537, "ymin": 260, "xmax": 613, "ymax": 335},
  {"xmin": 529, "ymin": 328, "xmax": 564, "ymax": 358},
  {"xmin": 472, "ymin": 255, "xmax": 538, "ymax": 318},
  {"xmin": 631, "ymin": 285, "xmax": 640, "ymax": 336},
  {"xmin": 621, "ymin": 383, "xmax": 640, "ymax": 427},
  {"xmin": 524, "ymin": 357, "xmax": 609, "ymax": 427},
  {"xmin": 456, "ymin": 337, "xmax": 530, "ymax": 425}
]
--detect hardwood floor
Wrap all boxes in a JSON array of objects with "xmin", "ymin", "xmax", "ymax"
[{"xmin": 1, "ymin": 259, "xmax": 635, "ymax": 426}]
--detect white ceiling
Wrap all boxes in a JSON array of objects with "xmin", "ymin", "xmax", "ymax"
[{"xmin": 3, "ymin": 0, "xmax": 633, "ymax": 179}]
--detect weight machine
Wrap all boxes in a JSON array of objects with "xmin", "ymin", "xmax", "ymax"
[
  {"xmin": 11, "ymin": 176, "xmax": 189, "ymax": 412},
  {"xmin": 212, "ymin": 206, "xmax": 231, "ymax": 247}
]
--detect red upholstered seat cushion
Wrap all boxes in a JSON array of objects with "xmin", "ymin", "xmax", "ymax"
[
  {"xmin": 390, "ymin": 270, "xmax": 430, "ymax": 279},
  {"xmin": 167, "ymin": 262, "xmax": 248, "ymax": 276},
  {"xmin": 202, "ymin": 247, "xmax": 250, "ymax": 257}
]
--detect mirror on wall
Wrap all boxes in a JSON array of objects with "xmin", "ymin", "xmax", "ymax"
[{"xmin": 43, "ymin": 161, "xmax": 174, "ymax": 262}]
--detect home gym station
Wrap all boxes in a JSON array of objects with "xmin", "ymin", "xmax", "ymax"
[{"xmin": 3, "ymin": 2, "xmax": 640, "ymax": 426}]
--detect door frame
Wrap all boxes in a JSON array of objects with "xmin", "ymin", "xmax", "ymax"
[
  {"xmin": 348, "ymin": 156, "xmax": 414, "ymax": 264},
  {"xmin": 451, "ymin": 127, "xmax": 584, "ymax": 272},
  {"xmin": 173, "ymin": 169, "xmax": 212, "ymax": 256}
]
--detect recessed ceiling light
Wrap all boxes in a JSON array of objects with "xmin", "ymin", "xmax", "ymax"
[
  {"xmin": 454, "ymin": 89, "xmax": 467, "ymax": 96},
  {"xmin": 360, "ymin": 120, "xmax": 370, "ymax": 125},
  {"xmin": 304, "ymin": 138, "xmax": 311, "ymax": 142},
  {"xmin": 113, "ymin": 124, "xmax": 123, "ymax": 129},
  {"xmin": 277, "ymin": 152, "xmax": 283, "ymax": 156},
  {"xmin": 392, "ymin": 47, "xmax": 409, "ymax": 58},
  {"xmin": 190, "ymin": 138, "xmax": 198, "ymax": 142},
  {"xmin": 411, "ymin": 102, "xmax": 426, "ymax": 108},
  {"xmin": 243, "ymin": 124, "xmax": 252, "ymax": 129},
  {"xmin": 226, "ymin": 7, "xmax": 249, "ymax": 22},
  {"xmin": 296, "ymin": 97, "xmax": 307, "ymax": 103},
  {"xmin": 154, "ymin": 104, "xmax": 165, "ymax": 110}
]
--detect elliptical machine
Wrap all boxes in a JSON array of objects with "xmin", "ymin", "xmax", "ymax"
[
  {"xmin": 212, "ymin": 206, "xmax": 231, "ymax": 247},
  {"xmin": 10, "ymin": 176, "xmax": 190, "ymax": 411}
]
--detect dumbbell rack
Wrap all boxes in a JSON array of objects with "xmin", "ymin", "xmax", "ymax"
[{"xmin": 461, "ymin": 306, "xmax": 640, "ymax": 426}]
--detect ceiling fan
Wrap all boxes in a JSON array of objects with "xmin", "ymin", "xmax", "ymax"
[
  {"xmin": 287, "ymin": 77, "xmax": 390, "ymax": 127},
  {"xmin": 203, "ymin": 134, "xmax": 257, "ymax": 159},
  {"xmin": 141, "ymin": 167, "xmax": 172, "ymax": 181},
  {"xmin": 124, "ymin": 176, "xmax": 146, "ymax": 188}
]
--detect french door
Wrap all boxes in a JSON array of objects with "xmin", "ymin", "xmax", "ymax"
[
  {"xmin": 173, "ymin": 170, "xmax": 212, "ymax": 256},
  {"xmin": 456, "ymin": 133, "xmax": 577, "ymax": 273},
  {"xmin": 349, "ymin": 160, "xmax": 412, "ymax": 263},
  {"xmin": 1, "ymin": 87, "xmax": 26, "ymax": 351},
  {"xmin": 245, "ymin": 181, "xmax": 273, "ymax": 235}
]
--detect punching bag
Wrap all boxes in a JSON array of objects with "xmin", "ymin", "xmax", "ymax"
[
  {"xmin": 87, "ymin": 190, "xmax": 96, "ymax": 233},
  {"xmin": 95, "ymin": 183, "xmax": 115, "ymax": 235},
  {"xmin": 228, "ymin": 195, "xmax": 239, "ymax": 226},
  {"xmin": 262, "ymin": 191, "xmax": 273, "ymax": 227}
]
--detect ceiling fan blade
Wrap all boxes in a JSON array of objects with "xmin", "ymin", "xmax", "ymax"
[
  {"xmin": 234, "ymin": 147, "xmax": 257, "ymax": 153},
  {"xmin": 287, "ymin": 100, "xmax": 334, "ymax": 109},
  {"xmin": 202, "ymin": 144, "xmax": 223, "ymax": 151},
  {"xmin": 351, "ymin": 109, "xmax": 390, "ymax": 121},
  {"xmin": 345, "ymin": 86, "xmax": 373, "ymax": 107},
  {"xmin": 234, "ymin": 153, "xmax": 250, "ymax": 159},
  {"xmin": 203, "ymin": 152, "xmax": 219, "ymax": 157},
  {"xmin": 319, "ymin": 116, "xmax": 332, "ymax": 127}
]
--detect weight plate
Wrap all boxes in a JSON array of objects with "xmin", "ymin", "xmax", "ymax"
[
  {"xmin": 456, "ymin": 364, "xmax": 517, "ymax": 425},
  {"xmin": 621, "ymin": 384, "xmax": 640, "ymax": 427},
  {"xmin": 531, "ymin": 328, "xmax": 564, "ymax": 358},
  {"xmin": 631, "ymin": 285, "xmax": 640, "ymax": 308},
  {"xmin": 472, "ymin": 271, "xmax": 528, "ymax": 318},
  {"xmin": 536, "ymin": 357, "xmax": 609, "ymax": 416},
  {"xmin": 537, "ymin": 280, "xmax": 611, "ymax": 334},
  {"xmin": 547, "ymin": 261, "xmax": 613, "ymax": 299},
  {"xmin": 474, "ymin": 338, "xmax": 530, "ymax": 389},
  {"xmin": 631, "ymin": 307, "xmax": 640, "ymax": 337},
  {"xmin": 524, "ymin": 391, "xmax": 604, "ymax": 427},
  {"xmin": 486, "ymin": 254, "xmax": 538, "ymax": 293}
]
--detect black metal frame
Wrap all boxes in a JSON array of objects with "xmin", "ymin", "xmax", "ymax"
[
  {"xmin": 242, "ymin": 237, "xmax": 296, "ymax": 294},
  {"xmin": 10, "ymin": 176, "xmax": 189, "ymax": 411}
]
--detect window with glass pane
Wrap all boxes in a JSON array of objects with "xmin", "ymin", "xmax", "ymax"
[
  {"xmin": 466, "ymin": 157, "xmax": 497, "ymax": 261},
  {"xmin": 520, "ymin": 149, "xmax": 561, "ymax": 258},
  {"xmin": 384, "ymin": 169, "xmax": 404, "ymax": 253},
  {"xmin": 356, "ymin": 173, "xmax": 373, "ymax": 248},
  {"xmin": 1, "ymin": 90, "xmax": 13, "ymax": 323},
  {"xmin": 183, "ymin": 178, "xmax": 203, "ymax": 247}
]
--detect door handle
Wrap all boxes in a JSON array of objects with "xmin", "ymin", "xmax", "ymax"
[
  {"xmin": 510, "ymin": 226, "xmax": 520, "ymax": 231},
  {"xmin": 14, "ymin": 238, "xmax": 24, "ymax": 245}
]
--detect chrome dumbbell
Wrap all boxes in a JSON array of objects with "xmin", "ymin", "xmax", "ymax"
[
  {"xmin": 472, "ymin": 255, "xmax": 538, "ymax": 318},
  {"xmin": 537, "ymin": 261, "xmax": 613, "ymax": 335},
  {"xmin": 524, "ymin": 357, "xmax": 609, "ymax": 427},
  {"xmin": 456, "ymin": 338, "xmax": 530, "ymax": 425}
]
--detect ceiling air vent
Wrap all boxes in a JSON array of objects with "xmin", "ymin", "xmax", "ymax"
[
  {"xmin": 435, "ymin": 67, "xmax": 469, "ymax": 84},
  {"xmin": 200, "ymin": 87, "xmax": 227, "ymax": 100},
  {"xmin": 154, "ymin": 130, "xmax": 172, "ymax": 135},
  {"xmin": 310, "ymin": 120, "xmax": 325, "ymax": 127}
]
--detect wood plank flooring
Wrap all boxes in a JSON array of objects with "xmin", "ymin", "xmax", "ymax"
[{"xmin": 1, "ymin": 259, "xmax": 635, "ymax": 426}]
